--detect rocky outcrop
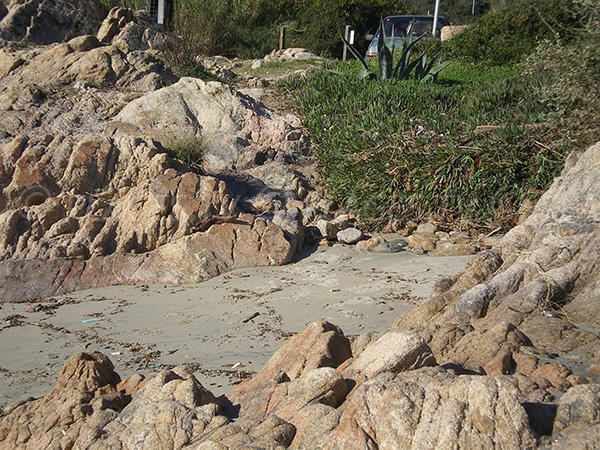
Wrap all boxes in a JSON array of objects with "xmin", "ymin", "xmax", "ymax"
[
  {"xmin": 0, "ymin": 125, "xmax": 301, "ymax": 301},
  {"xmin": 0, "ymin": 0, "xmax": 107, "ymax": 44},
  {"xmin": 0, "ymin": 352, "xmax": 123, "ymax": 449},
  {"xmin": 0, "ymin": 120, "xmax": 303, "ymax": 300},
  {"xmin": 3, "ymin": 322, "xmax": 596, "ymax": 449},
  {"xmin": 0, "ymin": 352, "xmax": 231, "ymax": 449},
  {"xmin": 325, "ymin": 368, "xmax": 538, "ymax": 450},
  {"xmin": 0, "ymin": 215, "xmax": 295, "ymax": 301},
  {"xmin": 0, "ymin": 6, "xmax": 328, "ymax": 301},
  {"xmin": 112, "ymin": 76, "xmax": 310, "ymax": 173},
  {"xmin": 0, "ymin": 37, "xmax": 175, "ymax": 143},
  {"xmin": 394, "ymin": 143, "xmax": 600, "ymax": 375}
]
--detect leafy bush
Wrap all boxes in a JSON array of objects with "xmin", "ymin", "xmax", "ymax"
[
  {"xmin": 287, "ymin": 0, "xmax": 399, "ymax": 57},
  {"xmin": 281, "ymin": 58, "xmax": 586, "ymax": 230},
  {"xmin": 521, "ymin": 0, "xmax": 600, "ymax": 149},
  {"xmin": 164, "ymin": 0, "xmax": 400, "ymax": 59},
  {"xmin": 446, "ymin": 0, "xmax": 581, "ymax": 65}
]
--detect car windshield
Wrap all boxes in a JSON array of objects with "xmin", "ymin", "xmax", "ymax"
[
  {"xmin": 383, "ymin": 18, "xmax": 411, "ymax": 37},
  {"xmin": 381, "ymin": 17, "xmax": 438, "ymax": 38},
  {"xmin": 411, "ymin": 20, "xmax": 434, "ymax": 35}
]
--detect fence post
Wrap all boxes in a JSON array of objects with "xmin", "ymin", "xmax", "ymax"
[
  {"xmin": 342, "ymin": 25, "xmax": 351, "ymax": 60},
  {"xmin": 279, "ymin": 26, "xmax": 286, "ymax": 50}
]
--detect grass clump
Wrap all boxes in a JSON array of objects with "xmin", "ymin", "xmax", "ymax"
[{"xmin": 163, "ymin": 136, "xmax": 205, "ymax": 169}]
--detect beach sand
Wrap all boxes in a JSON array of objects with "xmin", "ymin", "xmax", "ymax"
[{"xmin": 0, "ymin": 245, "xmax": 469, "ymax": 406}]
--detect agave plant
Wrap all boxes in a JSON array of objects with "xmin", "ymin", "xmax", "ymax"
[{"xmin": 342, "ymin": 19, "xmax": 449, "ymax": 83}]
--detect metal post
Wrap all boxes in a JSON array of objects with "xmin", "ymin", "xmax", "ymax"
[
  {"xmin": 432, "ymin": 0, "xmax": 441, "ymax": 37},
  {"xmin": 279, "ymin": 26, "xmax": 286, "ymax": 50},
  {"xmin": 342, "ymin": 25, "xmax": 351, "ymax": 61},
  {"xmin": 157, "ymin": 0, "xmax": 165, "ymax": 25},
  {"xmin": 472, "ymin": 0, "xmax": 476, "ymax": 15}
]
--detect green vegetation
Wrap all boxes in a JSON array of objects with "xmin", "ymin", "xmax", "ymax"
[
  {"xmin": 446, "ymin": 0, "xmax": 582, "ymax": 65},
  {"xmin": 162, "ymin": 0, "xmax": 400, "ymax": 59},
  {"xmin": 163, "ymin": 136, "xmax": 205, "ymax": 169},
  {"xmin": 281, "ymin": 0, "xmax": 599, "ymax": 230},
  {"xmin": 101, "ymin": 1, "xmax": 541, "ymax": 61},
  {"xmin": 101, "ymin": 0, "xmax": 598, "ymax": 232},
  {"xmin": 343, "ymin": 21, "xmax": 449, "ymax": 82},
  {"xmin": 102, "ymin": 0, "xmax": 145, "ymax": 8}
]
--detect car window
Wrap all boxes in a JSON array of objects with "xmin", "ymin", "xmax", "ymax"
[
  {"xmin": 380, "ymin": 16, "xmax": 446, "ymax": 39},
  {"xmin": 383, "ymin": 18, "xmax": 410, "ymax": 37},
  {"xmin": 411, "ymin": 20, "xmax": 434, "ymax": 35}
]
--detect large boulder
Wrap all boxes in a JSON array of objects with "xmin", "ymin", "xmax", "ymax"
[
  {"xmin": 113, "ymin": 77, "xmax": 310, "ymax": 173},
  {"xmin": 0, "ymin": 0, "xmax": 107, "ymax": 44},
  {"xmin": 226, "ymin": 320, "xmax": 352, "ymax": 420},
  {"xmin": 341, "ymin": 331, "xmax": 436, "ymax": 382},
  {"xmin": 324, "ymin": 368, "xmax": 539, "ymax": 450}
]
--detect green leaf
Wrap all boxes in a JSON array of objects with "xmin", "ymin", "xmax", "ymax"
[
  {"xmin": 419, "ymin": 53, "xmax": 451, "ymax": 83},
  {"xmin": 377, "ymin": 17, "xmax": 393, "ymax": 79},
  {"xmin": 359, "ymin": 68, "xmax": 377, "ymax": 80},
  {"xmin": 340, "ymin": 32, "xmax": 371, "ymax": 75}
]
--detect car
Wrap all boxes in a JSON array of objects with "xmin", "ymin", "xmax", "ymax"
[{"xmin": 365, "ymin": 15, "xmax": 450, "ymax": 57}]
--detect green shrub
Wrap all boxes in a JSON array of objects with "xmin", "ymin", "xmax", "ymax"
[
  {"xmin": 414, "ymin": 37, "xmax": 443, "ymax": 59},
  {"xmin": 164, "ymin": 0, "xmax": 400, "ymax": 59},
  {"xmin": 521, "ymin": 0, "xmax": 600, "ymax": 149},
  {"xmin": 287, "ymin": 0, "xmax": 399, "ymax": 57},
  {"xmin": 446, "ymin": 0, "xmax": 581, "ymax": 65}
]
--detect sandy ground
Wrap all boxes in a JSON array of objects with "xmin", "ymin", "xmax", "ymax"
[{"xmin": 0, "ymin": 245, "xmax": 470, "ymax": 407}]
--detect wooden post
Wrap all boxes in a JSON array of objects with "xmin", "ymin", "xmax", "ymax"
[
  {"xmin": 342, "ymin": 25, "xmax": 351, "ymax": 60},
  {"xmin": 279, "ymin": 26, "xmax": 286, "ymax": 50}
]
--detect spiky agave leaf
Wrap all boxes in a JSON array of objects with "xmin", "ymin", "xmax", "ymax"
[
  {"xmin": 340, "ymin": 32, "xmax": 375, "ymax": 79},
  {"xmin": 378, "ymin": 18, "xmax": 393, "ymax": 79},
  {"xmin": 415, "ymin": 52, "xmax": 427, "ymax": 81},
  {"xmin": 392, "ymin": 23, "xmax": 428, "ymax": 80},
  {"xmin": 419, "ymin": 52, "xmax": 451, "ymax": 83}
]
